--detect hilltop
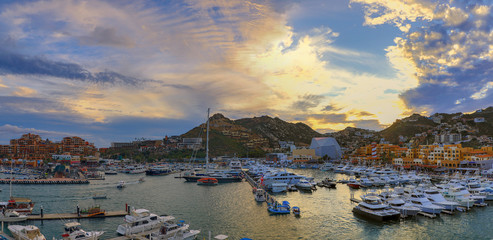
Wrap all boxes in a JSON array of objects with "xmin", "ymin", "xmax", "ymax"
[{"xmin": 181, "ymin": 113, "xmax": 322, "ymax": 156}]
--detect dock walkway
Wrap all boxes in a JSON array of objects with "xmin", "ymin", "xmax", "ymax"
[
  {"xmin": 0, "ymin": 178, "xmax": 89, "ymax": 184},
  {"xmin": 27, "ymin": 210, "xmax": 127, "ymax": 220}
]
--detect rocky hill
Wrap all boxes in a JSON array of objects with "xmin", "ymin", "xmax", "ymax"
[
  {"xmin": 378, "ymin": 107, "xmax": 493, "ymax": 145},
  {"xmin": 181, "ymin": 113, "xmax": 322, "ymax": 156}
]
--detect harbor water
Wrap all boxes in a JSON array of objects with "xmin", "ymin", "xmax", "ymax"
[{"xmin": 2, "ymin": 169, "xmax": 493, "ymax": 239}]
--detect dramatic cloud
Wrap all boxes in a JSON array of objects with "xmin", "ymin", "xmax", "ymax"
[
  {"xmin": 0, "ymin": 124, "xmax": 74, "ymax": 138},
  {"xmin": 354, "ymin": 0, "xmax": 493, "ymax": 114},
  {"xmin": 291, "ymin": 94, "xmax": 325, "ymax": 111}
]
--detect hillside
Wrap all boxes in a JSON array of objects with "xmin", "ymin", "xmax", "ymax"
[
  {"xmin": 181, "ymin": 113, "xmax": 322, "ymax": 156},
  {"xmin": 380, "ymin": 114, "xmax": 438, "ymax": 144}
]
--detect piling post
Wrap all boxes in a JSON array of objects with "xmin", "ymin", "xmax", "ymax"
[
  {"xmin": 77, "ymin": 205, "xmax": 80, "ymax": 217},
  {"xmin": 40, "ymin": 205, "xmax": 44, "ymax": 218}
]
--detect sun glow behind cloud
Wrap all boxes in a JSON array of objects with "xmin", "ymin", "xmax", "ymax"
[{"xmin": 1, "ymin": 0, "xmax": 491, "ymax": 145}]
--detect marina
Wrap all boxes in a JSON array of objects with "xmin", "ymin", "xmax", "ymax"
[{"xmin": 0, "ymin": 166, "xmax": 493, "ymax": 239}]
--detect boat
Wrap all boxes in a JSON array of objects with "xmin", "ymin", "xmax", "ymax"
[
  {"xmin": 270, "ymin": 182, "xmax": 287, "ymax": 193},
  {"xmin": 149, "ymin": 220, "xmax": 200, "ymax": 240},
  {"xmin": 2, "ymin": 165, "xmax": 35, "ymax": 213},
  {"xmin": 408, "ymin": 192, "xmax": 444, "ymax": 214},
  {"xmin": 422, "ymin": 188, "xmax": 459, "ymax": 211},
  {"xmin": 254, "ymin": 189, "xmax": 266, "ymax": 202},
  {"xmin": 295, "ymin": 179, "xmax": 313, "ymax": 191},
  {"xmin": 61, "ymin": 222, "xmax": 104, "ymax": 240},
  {"xmin": 145, "ymin": 167, "xmax": 172, "ymax": 176},
  {"xmin": 292, "ymin": 206, "xmax": 301, "ymax": 217},
  {"xmin": 0, "ymin": 209, "xmax": 27, "ymax": 222},
  {"xmin": 347, "ymin": 178, "xmax": 361, "ymax": 189},
  {"xmin": 117, "ymin": 181, "xmax": 125, "ymax": 189},
  {"xmin": 92, "ymin": 193, "xmax": 107, "ymax": 200},
  {"xmin": 8, "ymin": 225, "xmax": 46, "ymax": 240},
  {"xmin": 352, "ymin": 193, "xmax": 400, "ymax": 221},
  {"xmin": 386, "ymin": 197, "xmax": 420, "ymax": 217},
  {"xmin": 267, "ymin": 202, "xmax": 290, "ymax": 214},
  {"xmin": 197, "ymin": 177, "xmax": 218, "ymax": 185},
  {"xmin": 262, "ymin": 170, "xmax": 307, "ymax": 188},
  {"xmin": 104, "ymin": 170, "xmax": 118, "ymax": 175},
  {"xmin": 183, "ymin": 109, "xmax": 242, "ymax": 183},
  {"xmin": 116, "ymin": 208, "xmax": 173, "ymax": 235}
]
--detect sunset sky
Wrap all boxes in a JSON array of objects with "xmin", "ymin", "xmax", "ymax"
[{"xmin": 0, "ymin": 0, "xmax": 492, "ymax": 147}]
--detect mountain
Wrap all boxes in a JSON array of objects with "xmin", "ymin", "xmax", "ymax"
[
  {"xmin": 380, "ymin": 113, "xmax": 438, "ymax": 144},
  {"xmin": 378, "ymin": 107, "xmax": 493, "ymax": 145},
  {"xmin": 181, "ymin": 113, "xmax": 322, "ymax": 156}
]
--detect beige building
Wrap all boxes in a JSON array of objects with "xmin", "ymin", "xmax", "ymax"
[{"xmin": 292, "ymin": 148, "xmax": 318, "ymax": 162}]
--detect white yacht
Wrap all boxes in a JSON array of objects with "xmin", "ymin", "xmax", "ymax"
[
  {"xmin": 408, "ymin": 192, "xmax": 444, "ymax": 214},
  {"xmin": 386, "ymin": 197, "xmax": 420, "ymax": 217},
  {"xmin": 254, "ymin": 189, "xmax": 266, "ymax": 202},
  {"xmin": 149, "ymin": 220, "xmax": 200, "ymax": 240},
  {"xmin": 422, "ymin": 188, "xmax": 459, "ymax": 211},
  {"xmin": 116, "ymin": 208, "xmax": 172, "ymax": 236},
  {"xmin": 61, "ymin": 222, "xmax": 104, "ymax": 240},
  {"xmin": 129, "ymin": 165, "xmax": 147, "ymax": 174},
  {"xmin": 262, "ymin": 171, "xmax": 306, "ymax": 188},
  {"xmin": 270, "ymin": 182, "xmax": 288, "ymax": 193},
  {"xmin": 0, "ymin": 209, "xmax": 27, "ymax": 222},
  {"xmin": 442, "ymin": 186, "xmax": 481, "ymax": 208},
  {"xmin": 8, "ymin": 225, "xmax": 46, "ymax": 240},
  {"xmin": 295, "ymin": 179, "xmax": 313, "ymax": 190},
  {"xmin": 352, "ymin": 193, "xmax": 400, "ymax": 221}
]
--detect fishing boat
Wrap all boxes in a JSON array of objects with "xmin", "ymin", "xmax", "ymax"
[
  {"xmin": 0, "ymin": 209, "xmax": 27, "ymax": 222},
  {"xmin": 197, "ymin": 177, "xmax": 218, "ymax": 185},
  {"xmin": 61, "ymin": 222, "xmax": 104, "ymax": 240},
  {"xmin": 8, "ymin": 225, "xmax": 46, "ymax": 240},
  {"xmin": 116, "ymin": 208, "xmax": 173, "ymax": 236}
]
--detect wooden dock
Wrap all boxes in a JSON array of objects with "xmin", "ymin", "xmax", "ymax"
[
  {"xmin": 417, "ymin": 211, "xmax": 437, "ymax": 218},
  {"xmin": 0, "ymin": 178, "xmax": 89, "ymax": 184},
  {"xmin": 27, "ymin": 210, "xmax": 127, "ymax": 220}
]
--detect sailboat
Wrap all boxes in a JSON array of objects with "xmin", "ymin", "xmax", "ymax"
[
  {"xmin": 0, "ymin": 161, "xmax": 34, "ymax": 214},
  {"xmin": 183, "ymin": 109, "xmax": 242, "ymax": 183}
]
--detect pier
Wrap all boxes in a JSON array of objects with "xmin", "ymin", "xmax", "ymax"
[
  {"xmin": 27, "ymin": 210, "xmax": 128, "ymax": 220},
  {"xmin": 0, "ymin": 178, "xmax": 89, "ymax": 184}
]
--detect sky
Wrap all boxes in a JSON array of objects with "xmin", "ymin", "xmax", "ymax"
[{"xmin": 0, "ymin": 0, "xmax": 492, "ymax": 147}]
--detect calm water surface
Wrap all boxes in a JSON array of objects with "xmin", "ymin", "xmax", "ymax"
[{"xmin": 2, "ymin": 169, "xmax": 493, "ymax": 239}]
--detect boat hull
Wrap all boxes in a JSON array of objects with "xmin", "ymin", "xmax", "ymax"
[
  {"xmin": 352, "ymin": 207, "xmax": 400, "ymax": 221},
  {"xmin": 183, "ymin": 176, "xmax": 242, "ymax": 183}
]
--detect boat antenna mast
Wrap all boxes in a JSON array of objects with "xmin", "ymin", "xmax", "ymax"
[{"xmin": 206, "ymin": 108, "xmax": 210, "ymax": 171}]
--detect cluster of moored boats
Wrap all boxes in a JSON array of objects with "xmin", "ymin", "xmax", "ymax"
[
  {"xmin": 3, "ymin": 208, "xmax": 201, "ymax": 240},
  {"xmin": 351, "ymin": 176, "xmax": 493, "ymax": 221}
]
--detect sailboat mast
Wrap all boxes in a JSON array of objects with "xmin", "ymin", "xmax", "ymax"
[
  {"xmin": 10, "ymin": 160, "xmax": 13, "ymax": 198},
  {"xmin": 206, "ymin": 108, "xmax": 210, "ymax": 170}
]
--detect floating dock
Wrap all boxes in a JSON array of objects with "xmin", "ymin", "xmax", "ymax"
[
  {"xmin": 0, "ymin": 178, "xmax": 89, "ymax": 184},
  {"xmin": 27, "ymin": 210, "xmax": 127, "ymax": 220}
]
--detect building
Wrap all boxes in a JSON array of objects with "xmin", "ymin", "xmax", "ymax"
[
  {"xmin": 178, "ymin": 138, "xmax": 203, "ymax": 149},
  {"xmin": 310, "ymin": 137, "xmax": 342, "ymax": 160},
  {"xmin": 292, "ymin": 148, "xmax": 317, "ymax": 163},
  {"xmin": 434, "ymin": 133, "xmax": 461, "ymax": 144}
]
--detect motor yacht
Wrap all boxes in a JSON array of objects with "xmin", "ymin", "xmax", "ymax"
[
  {"xmin": 422, "ymin": 188, "xmax": 459, "ymax": 211},
  {"xmin": 61, "ymin": 222, "xmax": 104, "ymax": 240},
  {"xmin": 0, "ymin": 209, "xmax": 27, "ymax": 222},
  {"xmin": 8, "ymin": 225, "xmax": 46, "ymax": 240},
  {"xmin": 116, "ymin": 208, "xmax": 172, "ymax": 236},
  {"xmin": 352, "ymin": 193, "xmax": 400, "ymax": 221},
  {"xmin": 254, "ymin": 189, "xmax": 266, "ymax": 202},
  {"xmin": 386, "ymin": 197, "xmax": 420, "ymax": 217},
  {"xmin": 408, "ymin": 192, "xmax": 444, "ymax": 214},
  {"xmin": 149, "ymin": 220, "xmax": 200, "ymax": 240},
  {"xmin": 295, "ymin": 179, "xmax": 313, "ymax": 191}
]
